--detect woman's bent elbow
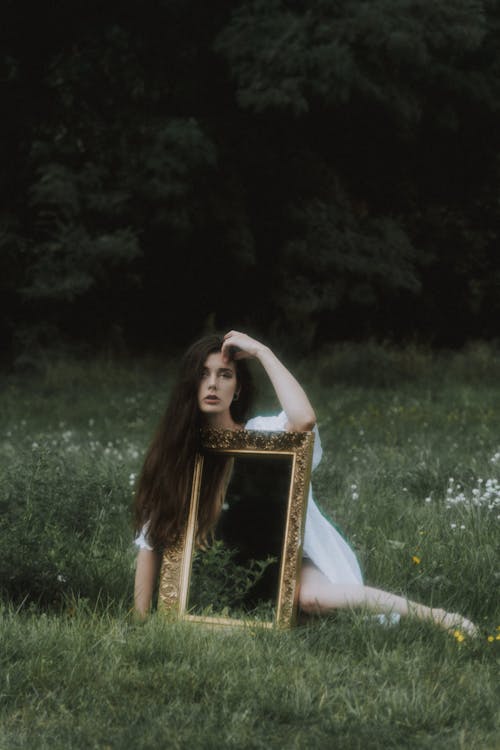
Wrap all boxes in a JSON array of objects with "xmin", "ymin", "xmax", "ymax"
[
  {"xmin": 293, "ymin": 415, "xmax": 316, "ymax": 432},
  {"xmin": 304, "ymin": 416, "xmax": 316, "ymax": 431}
]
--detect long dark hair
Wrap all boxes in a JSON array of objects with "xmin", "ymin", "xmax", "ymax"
[{"xmin": 134, "ymin": 334, "xmax": 254, "ymax": 549}]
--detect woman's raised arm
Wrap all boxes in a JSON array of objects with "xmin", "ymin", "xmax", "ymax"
[{"xmin": 221, "ymin": 331, "xmax": 316, "ymax": 431}]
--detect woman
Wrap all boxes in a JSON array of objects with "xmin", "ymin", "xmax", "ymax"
[{"xmin": 134, "ymin": 331, "xmax": 477, "ymax": 635}]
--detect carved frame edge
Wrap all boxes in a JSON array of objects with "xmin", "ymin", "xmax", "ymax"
[{"xmin": 158, "ymin": 428, "xmax": 314, "ymax": 628}]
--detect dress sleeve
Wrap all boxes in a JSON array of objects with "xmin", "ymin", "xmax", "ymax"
[
  {"xmin": 311, "ymin": 423, "xmax": 323, "ymax": 471},
  {"xmin": 134, "ymin": 522, "xmax": 153, "ymax": 551},
  {"xmin": 245, "ymin": 411, "xmax": 288, "ymax": 431},
  {"xmin": 245, "ymin": 411, "xmax": 323, "ymax": 471}
]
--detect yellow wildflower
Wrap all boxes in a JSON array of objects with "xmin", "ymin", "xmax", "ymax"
[
  {"xmin": 411, "ymin": 555, "xmax": 421, "ymax": 565},
  {"xmin": 487, "ymin": 636, "xmax": 494, "ymax": 643}
]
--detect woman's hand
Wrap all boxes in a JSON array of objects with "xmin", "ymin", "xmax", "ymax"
[
  {"xmin": 222, "ymin": 330, "xmax": 316, "ymax": 432},
  {"xmin": 221, "ymin": 330, "xmax": 267, "ymax": 362}
]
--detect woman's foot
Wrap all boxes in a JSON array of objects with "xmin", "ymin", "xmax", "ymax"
[{"xmin": 430, "ymin": 608, "xmax": 478, "ymax": 637}]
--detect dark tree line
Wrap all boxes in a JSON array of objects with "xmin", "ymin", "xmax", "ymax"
[{"xmin": 2, "ymin": 0, "xmax": 500, "ymax": 359}]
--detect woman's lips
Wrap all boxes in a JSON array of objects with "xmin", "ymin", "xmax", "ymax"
[{"xmin": 204, "ymin": 396, "xmax": 220, "ymax": 403}]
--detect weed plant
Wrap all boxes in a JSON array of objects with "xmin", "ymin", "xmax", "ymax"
[
  {"xmin": 1, "ymin": 344, "xmax": 499, "ymax": 748},
  {"xmin": 189, "ymin": 541, "xmax": 277, "ymax": 619}
]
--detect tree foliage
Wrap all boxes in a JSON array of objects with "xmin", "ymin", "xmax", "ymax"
[
  {"xmin": 216, "ymin": 0, "xmax": 488, "ymax": 115},
  {"xmin": 1, "ymin": 0, "xmax": 499, "ymax": 358}
]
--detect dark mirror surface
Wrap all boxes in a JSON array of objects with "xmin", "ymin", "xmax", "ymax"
[{"xmin": 187, "ymin": 452, "xmax": 293, "ymax": 621}]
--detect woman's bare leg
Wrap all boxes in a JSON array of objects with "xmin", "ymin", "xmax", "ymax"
[{"xmin": 299, "ymin": 560, "xmax": 477, "ymax": 635}]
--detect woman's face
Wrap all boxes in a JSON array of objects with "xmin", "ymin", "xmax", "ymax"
[{"xmin": 197, "ymin": 351, "xmax": 239, "ymax": 420}]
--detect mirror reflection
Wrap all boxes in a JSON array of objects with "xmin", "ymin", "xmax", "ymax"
[{"xmin": 187, "ymin": 452, "xmax": 293, "ymax": 622}]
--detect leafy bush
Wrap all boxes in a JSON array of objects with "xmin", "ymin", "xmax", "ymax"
[
  {"xmin": 188, "ymin": 540, "xmax": 277, "ymax": 619},
  {"xmin": 304, "ymin": 340, "xmax": 500, "ymax": 388},
  {"xmin": 308, "ymin": 340, "xmax": 434, "ymax": 387},
  {"xmin": 0, "ymin": 442, "xmax": 134, "ymax": 609}
]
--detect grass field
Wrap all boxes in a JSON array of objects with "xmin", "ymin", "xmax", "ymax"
[{"xmin": 1, "ymin": 344, "xmax": 499, "ymax": 749}]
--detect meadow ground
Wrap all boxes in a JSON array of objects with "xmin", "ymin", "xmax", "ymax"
[{"xmin": 1, "ymin": 343, "xmax": 499, "ymax": 749}]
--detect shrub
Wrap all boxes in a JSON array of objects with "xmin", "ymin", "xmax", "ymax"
[
  {"xmin": 0, "ymin": 443, "xmax": 134, "ymax": 609},
  {"xmin": 188, "ymin": 540, "xmax": 277, "ymax": 619}
]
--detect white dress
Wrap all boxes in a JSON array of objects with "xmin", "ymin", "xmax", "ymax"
[
  {"xmin": 244, "ymin": 412, "xmax": 363, "ymax": 586},
  {"xmin": 135, "ymin": 412, "xmax": 364, "ymax": 587}
]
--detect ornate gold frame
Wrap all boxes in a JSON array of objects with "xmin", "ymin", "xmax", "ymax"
[{"xmin": 158, "ymin": 428, "xmax": 314, "ymax": 628}]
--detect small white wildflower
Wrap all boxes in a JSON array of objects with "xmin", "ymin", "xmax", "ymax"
[
  {"xmin": 425, "ymin": 497, "xmax": 431, "ymax": 503},
  {"xmin": 450, "ymin": 523, "xmax": 457, "ymax": 529},
  {"xmin": 351, "ymin": 484, "xmax": 357, "ymax": 490},
  {"xmin": 460, "ymin": 524, "xmax": 466, "ymax": 530},
  {"xmin": 352, "ymin": 492, "xmax": 359, "ymax": 500}
]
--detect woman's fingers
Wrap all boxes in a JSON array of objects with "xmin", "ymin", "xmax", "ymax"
[
  {"xmin": 221, "ymin": 331, "xmax": 257, "ymax": 360},
  {"xmin": 221, "ymin": 333, "xmax": 240, "ymax": 361}
]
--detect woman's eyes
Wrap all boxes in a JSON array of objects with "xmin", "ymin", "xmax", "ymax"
[{"xmin": 201, "ymin": 370, "xmax": 233, "ymax": 379}]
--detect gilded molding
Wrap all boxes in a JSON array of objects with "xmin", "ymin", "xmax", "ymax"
[
  {"xmin": 200, "ymin": 428, "xmax": 313, "ymax": 452},
  {"xmin": 158, "ymin": 533, "xmax": 185, "ymax": 615},
  {"xmin": 158, "ymin": 428, "xmax": 314, "ymax": 628}
]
